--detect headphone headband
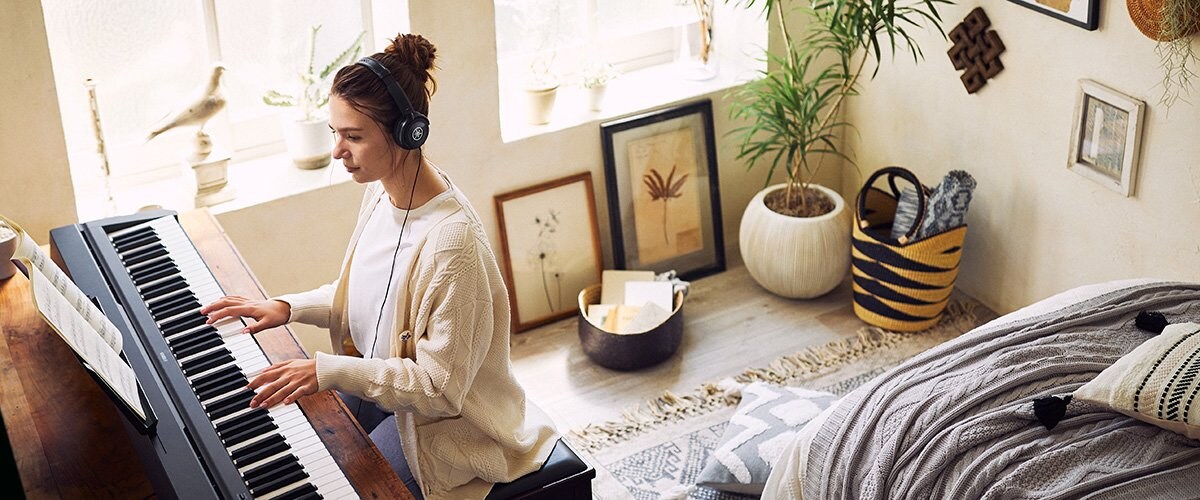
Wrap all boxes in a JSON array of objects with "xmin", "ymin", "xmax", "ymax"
[{"xmin": 354, "ymin": 56, "xmax": 429, "ymax": 149}]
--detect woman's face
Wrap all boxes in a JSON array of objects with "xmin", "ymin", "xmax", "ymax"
[{"xmin": 330, "ymin": 94, "xmax": 397, "ymax": 184}]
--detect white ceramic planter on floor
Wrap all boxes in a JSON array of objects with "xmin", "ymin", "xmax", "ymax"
[{"xmin": 739, "ymin": 183, "xmax": 851, "ymax": 298}]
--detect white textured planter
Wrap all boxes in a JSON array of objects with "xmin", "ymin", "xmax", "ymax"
[
  {"xmin": 523, "ymin": 84, "xmax": 559, "ymax": 125},
  {"xmin": 282, "ymin": 116, "xmax": 332, "ymax": 170},
  {"xmin": 739, "ymin": 183, "xmax": 851, "ymax": 298}
]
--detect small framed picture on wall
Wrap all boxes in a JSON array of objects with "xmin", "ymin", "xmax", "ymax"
[
  {"xmin": 495, "ymin": 172, "xmax": 604, "ymax": 333},
  {"xmin": 600, "ymin": 99, "xmax": 725, "ymax": 281},
  {"xmin": 1067, "ymin": 79, "xmax": 1146, "ymax": 197},
  {"xmin": 1008, "ymin": 0, "xmax": 1098, "ymax": 30}
]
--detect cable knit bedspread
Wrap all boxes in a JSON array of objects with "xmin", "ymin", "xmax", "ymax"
[{"xmin": 802, "ymin": 282, "xmax": 1200, "ymax": 499}]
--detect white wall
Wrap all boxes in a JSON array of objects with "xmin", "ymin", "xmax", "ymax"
[{"xmin": 840, "ymin": 1, "xmax": 1200, "ymax": 313}]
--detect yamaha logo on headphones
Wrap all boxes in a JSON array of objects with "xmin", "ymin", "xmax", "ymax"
[{"xmin": 411, "ymin": 127, "xmax": 424, "ymax": 142}]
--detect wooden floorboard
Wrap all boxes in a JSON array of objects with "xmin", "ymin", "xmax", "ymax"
[{"xmin": 510, "ymin": 263, "xmax": 997, "ymax": 432}]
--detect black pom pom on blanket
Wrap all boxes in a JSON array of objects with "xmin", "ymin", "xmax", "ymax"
[
  {"xmin": 1135, "ymin": 310, "xmax": 1169, "ymax": 334},
  {"xmin": 1033, "ymin": 395, "xmax": 1072, "ymax": 430}
]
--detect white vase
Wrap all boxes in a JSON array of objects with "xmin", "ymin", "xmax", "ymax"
[
  {"xmin": 523, "ymin": 84, "xmax": 559, "ymax": 125},
  {"xmin": 739, "ymin": 183, "xmax": 851, "ymax": 298},
  {"xmin": 282, "ymin": 116, "xmax": 333, "ymax": 170},
  {"xmin": 586, "ymin": 85, "xmax": 607, "ymax": 112}
]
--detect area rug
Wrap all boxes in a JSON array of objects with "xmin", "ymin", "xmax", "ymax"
[{"xmin": 565, "ymin": 300, "xmax": 984, "ymax": 500}]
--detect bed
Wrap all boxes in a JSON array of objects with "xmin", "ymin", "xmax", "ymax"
[{"xmin": 763, "ymin": 279, "xmax": 1200, "ymax": 499}]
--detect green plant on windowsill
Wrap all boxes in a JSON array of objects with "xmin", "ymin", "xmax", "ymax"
[{"xmin": 262, "ymin": 25, "xmax": 365, "ymax": 122}]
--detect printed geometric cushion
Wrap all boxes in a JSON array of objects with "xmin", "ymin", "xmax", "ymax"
[
  {"xmin": 1074, "ymin": 322, "xmax": 1200, "ymax": 439},
  {"xmin": 917, "ymin": 170, "xmax": 975, "ymax": 240},
  {"xmin": 890, "ymin": 187, "xmax": 923, "ymax": 241},
  {"xmin": 696, "ymin": 383, "xmax": 838, "ymax": 495}
]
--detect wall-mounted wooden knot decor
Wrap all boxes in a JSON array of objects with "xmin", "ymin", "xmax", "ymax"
[{"xmin": 948, "ymin": 7, "xmax": 1005, "ymax": 94}]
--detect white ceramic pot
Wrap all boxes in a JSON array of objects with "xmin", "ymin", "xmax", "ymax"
[
  {"xmin": 523, "ymin": 84, "xmax": 559, "ymax": 125},
  {"xmin": 587, "ymin": 85, "xmax": 607, "ymax": 112},
  {"xmin": 282, "ymin": 116, "xmax": 333, "ymax": 170},
  {"xmin": 739, "ymin": 183, "xmax": 851, "ymax": 298}
]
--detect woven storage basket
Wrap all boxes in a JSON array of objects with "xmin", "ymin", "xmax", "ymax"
[{"xmin": 851, "ymin": 167, "xmax": 967, "ymax": 332}]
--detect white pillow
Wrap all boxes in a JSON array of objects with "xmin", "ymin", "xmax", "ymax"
[{"xmin": 1074, "ymin": 321, "xmax": 1200, "ymax": 439}]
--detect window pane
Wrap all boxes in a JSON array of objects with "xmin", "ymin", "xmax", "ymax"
[
  {"xmin": 595, "ymin": 0, "xmax": 692, "ymax": 40},
  {"xmin": 213, "ymin": 0, "xmax": 366, "ymax": 123},
  {"xmin": 43, "ymin": 0, "xmax": 209, "ymax": 176}
]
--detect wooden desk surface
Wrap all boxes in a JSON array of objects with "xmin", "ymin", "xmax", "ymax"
[{"xmin": 0, "ymin": 210, "xmax": 410, "ymax": 499}]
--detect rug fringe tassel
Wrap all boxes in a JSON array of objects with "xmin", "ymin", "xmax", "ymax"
[{"xmin": 567, "ymin": 299, "xmax": 977, "ymax": 452}]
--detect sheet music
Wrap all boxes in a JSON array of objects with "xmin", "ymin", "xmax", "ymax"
[
  {"xmin": 12, "ymin": 230, "xmax": 123, "ymax": 352},
  {"xmin": 29, "ymin": 265, "xmax": 145, "ymax": 419}
]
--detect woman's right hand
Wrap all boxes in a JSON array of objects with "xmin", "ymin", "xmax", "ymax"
[{"xmin": 200, "ymin": 296, "xmax": 291, "ymax": 334}]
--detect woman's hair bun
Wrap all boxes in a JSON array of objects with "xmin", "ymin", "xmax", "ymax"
[{"xmin": 384, "ymin": 34, "xmax": 437, "ymax": 74}]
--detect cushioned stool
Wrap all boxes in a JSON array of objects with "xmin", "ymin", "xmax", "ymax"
[{"xmin": 485, "ymin": 439, "xmax": 594, "ymax": 500}]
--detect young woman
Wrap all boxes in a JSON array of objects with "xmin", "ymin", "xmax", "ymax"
[{"xmin": 200, "ymin": 34, "xmax": 558, "ymax": 500}]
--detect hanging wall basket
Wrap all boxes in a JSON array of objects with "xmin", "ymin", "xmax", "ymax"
[{"xmin": 1128, "ymin": 0, "xmax": 1200, "ymax": 41}]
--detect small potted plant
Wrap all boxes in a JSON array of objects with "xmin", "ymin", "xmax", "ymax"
[
  {"xmin": 263, "ymin": 25, "xmax": 364, "ymax": 169},
  {"xmin": 581, "ymin": 62, "xmax": 618, "ymax": 112},
  {"xmin": 523, "ymin": 54, "xmax": 560, "ymax": 125}
]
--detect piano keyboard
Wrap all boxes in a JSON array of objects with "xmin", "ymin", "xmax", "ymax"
[{"xmin": 109, "ymin": 217, "xmax": 356, "ymax": 500}]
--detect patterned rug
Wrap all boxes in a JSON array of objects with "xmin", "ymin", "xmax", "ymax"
[{"xmin": 565, "ymin": 301, "xmax": 985, "ymax": 500}]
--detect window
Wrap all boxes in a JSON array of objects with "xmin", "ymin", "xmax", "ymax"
[{"xmin": 41, "ymin": 0, "xmax": 400, "ymax": 218}]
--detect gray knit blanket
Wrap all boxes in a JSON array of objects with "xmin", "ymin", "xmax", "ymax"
[{"xmin": 805, "ymin": 282, "xmax": 1200, "ymax": 499}]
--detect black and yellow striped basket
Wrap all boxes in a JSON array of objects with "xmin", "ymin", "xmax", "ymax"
[{"xmin": 851, "ymin": 167, "xmax": 967, "ymax": 332}]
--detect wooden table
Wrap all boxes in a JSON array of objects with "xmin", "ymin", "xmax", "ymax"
[{"xmin": 0, "ymin": 210, "xmax": 411, "ymax": 499}]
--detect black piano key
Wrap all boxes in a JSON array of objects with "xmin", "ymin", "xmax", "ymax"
[
  {"xmin": 216, "ymin": 409, "xmax": 272, "ymax": 438},
  {"xmin": 119, "ymin": 241, "xmax": 165, "ymax": 261},
  {"xmin": 222, "ymin": 418, "xmax": 278, "ymax": 448},
  {"xmin": 206, "ymin": 390, "xmax": 255, "ymax": 420},
  {"xmin": 250, "ymin": 470, "xmax": 311, "ymax": 499},
  {"xmin": 141, "ymin": 276, "xmax": 188, "ymax": 300},
  {"xmin": 161, "ymin": 314, "xmax": 209, "ymax": 336},
  {"xmin": 181, "ymin": 349, "xmax": 234, "ymax": 376},
  {"xmin": 199, "ymin": 374, "xmax": 250, "ymax": 402},
  {"xmin": 113, "ymin": 232, "xmax": 159, "ymax": 253},
  {"xmin": 148, "ymin": 289, "xmax": 194, "ymax": 313},
  {"xmin": 129, "ymin": 258, "xmax": 176, "ymax": 283},
  {"xmin": 232, "ymin": 433, "xmax": 288, "ymax": 468},
  {"xmin": 247, "ymin": 457, "xmax": 307, "ymax": 495},
  {"xmin": 166, "ymin": 324, "xmax": 219, "ymax": 347},
  {"xmin": 171, "ymin": 334, "xmax": 223, "ymax": 359},
  {"xmin": 126, "ymin": 253, "xmax": 171, "ymax": 274},
  {"xmin": 153, "ymin": 300, "xmax": 200, "ymax": 323},
  {"xmin": 194, "ymin": 369, "xmax": 247, "ymax": 398},
  {"xmin": 272, "ymin": 482, "xmax": 320, "ymax": 500},
  {"xmin": 110, "ymin": 226, "xmax": 156, "ymax": 247},
  {"xmin": 122, "ymin": 245, "xmax": 169, "ymax": 266}
]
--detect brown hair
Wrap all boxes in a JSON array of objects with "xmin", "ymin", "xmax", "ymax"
[{"xmin": 331, "ymin": 34, "xmax": 438, "ymax": 140}]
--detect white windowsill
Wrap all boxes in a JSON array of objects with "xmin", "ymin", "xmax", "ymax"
[
  {"xmin": 499, "ymin": 54, "xmax": 761, "ymax": 143},
  {"xmin": 74, "ymin": 151, "xmax": 354, "ymax": 220}
]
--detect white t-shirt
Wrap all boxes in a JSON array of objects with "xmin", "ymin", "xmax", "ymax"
[{"xmin": 348, "ymin": 184, "xmax": 455, "ymax": 359}]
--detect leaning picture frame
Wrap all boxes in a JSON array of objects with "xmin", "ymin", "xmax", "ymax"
[
  {"xmin": 1007, "ymin": 0, "xmax": 1098, "ymax": 30},
  {"xmin": 600, "ymin": 99, "xmax": 725, "ymax": 281},
  {"xmin": 1067, "ymin": 79, "xmax": 1146, "ymax": 197},
  {"xmin": 495, "ymin": 172, "xmax": 604, "ymax": 333}
]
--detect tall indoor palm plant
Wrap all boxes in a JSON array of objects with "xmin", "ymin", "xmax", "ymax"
[{"xmin": 729, "ymin": 0, "xmax": 950, "ymax": 297}]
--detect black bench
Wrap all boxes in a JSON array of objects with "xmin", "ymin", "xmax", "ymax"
[{"xmin": 485, "ymin": 438, "xmax": 594, "ymax": 500}]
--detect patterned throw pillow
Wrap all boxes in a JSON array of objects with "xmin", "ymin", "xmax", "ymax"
[
  {"xmin": 696, "ymin": 383, "xmax": 838, "ymax": 495},
  {"xmin": 890, "ymin": 187, "xmax": 923, "ymax": 241},
  {"xmin": 1074, "ymin": 322, "xmax": 1200, "ymax": 439}
]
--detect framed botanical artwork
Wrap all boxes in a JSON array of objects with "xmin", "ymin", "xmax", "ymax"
[
  {"xmin": 1007, "ymin": 0, "xmax": 1098, "ymax": 30},
  {"xmin": 495, "ymin": 172, "xmax": 604, "ymax": 333},
  {"xmin": 1067, "ymin": 80, "xmax": 1146, "ymax": 197},
  {"xmin": 600, "ymin": 99, "xmax": 725, "ymax": 281}
]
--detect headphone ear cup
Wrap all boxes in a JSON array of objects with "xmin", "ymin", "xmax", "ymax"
[
  {"xmin": 392, "ymin": 118, "xmax": 410, "ymax": 148},
  {"xmin": 400, "ymin": 114, "xmax": 430, "ymax": 150}
]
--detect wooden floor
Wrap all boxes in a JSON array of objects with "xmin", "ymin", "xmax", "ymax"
[{"xmin": 510, "ymin": 263, "xmax": 996, "ymax": 433}]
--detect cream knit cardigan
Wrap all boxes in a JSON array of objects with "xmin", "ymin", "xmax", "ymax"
[{"xmin": 276, "ymin": 178, "xmax": 559, "ymax": 499}]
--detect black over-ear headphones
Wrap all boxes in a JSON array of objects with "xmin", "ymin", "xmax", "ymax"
[{"xmin": 355, "ymin": 56, "xmax": 430, "ymax": 150}]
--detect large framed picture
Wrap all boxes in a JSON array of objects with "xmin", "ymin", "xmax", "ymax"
[
  {"xmin": 1067, "ymin": 79, "xmax": 1146, "ymax": 197},
  {"xmin": 495, "ymin": 172, "xmax": 603, "ymax": 333},
  {"xmin": 600, "ymin": 99, "xmax": 725, "ymax": 281},
  {"xmin": 1007, "ymin": 0, "xmax": 1098, "ymax": 30}
]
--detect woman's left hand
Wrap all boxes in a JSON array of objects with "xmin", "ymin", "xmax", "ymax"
[{"xmin": 248, "ymin": 359, "xmax": 318, "ymax": 408}]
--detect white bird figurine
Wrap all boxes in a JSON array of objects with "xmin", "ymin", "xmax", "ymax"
[{"xmin": 146, "ymin": 63, "xmax": 227, "ymax": 142}]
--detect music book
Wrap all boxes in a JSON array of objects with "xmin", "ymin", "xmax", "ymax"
[{"xmin": 2, "ymin": 216, "xmax": 145, "ymax": 421}]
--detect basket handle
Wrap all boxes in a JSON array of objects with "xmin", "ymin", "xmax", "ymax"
[{"xmin": 856, "ymin": 166, "xmax": 927, "ymax": 244}]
